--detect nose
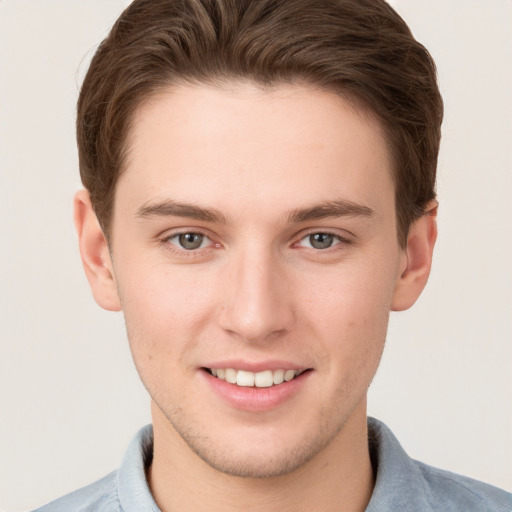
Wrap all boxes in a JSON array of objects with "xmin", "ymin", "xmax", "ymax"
[{"xmin": 217, "ymin": 247, "xmax": 295, "ymax": 343}]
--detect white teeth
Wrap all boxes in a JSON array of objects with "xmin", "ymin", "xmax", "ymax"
[
  {"xmin": 210, "ymin": 368, "xmax": 303, "ymax": 387},
  {"xmin": 284, "ymin": 369, "xmax": 296, "ymax": 382},
  {"xmin": 273, "ymin": 369, "xmax": 284, "ymax": 385},
  {"xmin": 225, "ymin": 368, "xmax": 237, "ymax": 384},
  {"xmin": 236, "ymin": 370, "xmax": 255, "ymax": 387},
  {"xmin": 254, "ymin": 370, "xmax": 273, "ymax": 388}
]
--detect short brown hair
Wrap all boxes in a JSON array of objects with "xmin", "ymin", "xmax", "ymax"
[{"xmin": 77, "ymin": 0, "xmax": 443, "ymax": 246}]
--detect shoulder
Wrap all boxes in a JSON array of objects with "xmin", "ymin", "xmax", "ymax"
[
  {"xmin": 367, "ymin": 417, "xmax": 512, "ymax": 512},
  {"xmin": 414, "ymin": 461, "xmax": 512, "ymax": 512},
  {"xmin": 31, "ymin": 471, "xmax": 121, "ymax": 512},
  {"xmin": 31, "ymin": 425, "xmax": 158, "ymax": 512}
]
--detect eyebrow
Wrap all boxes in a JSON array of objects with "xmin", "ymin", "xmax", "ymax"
[
  {"xmin": 136, "ymin": 200, "xmax": 227, "ymax": 223},
  {"xmin": 135, "ymin": 198, "xmax": 374, "ymax": 224},
  {"xmin": 287, "ymin": 199, "xmax": 374, "ymax": 223}
]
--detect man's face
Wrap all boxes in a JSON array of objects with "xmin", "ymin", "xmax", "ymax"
[{"xmin": 107, "ymin": 83, "xmax": 407, "ymax": 477}]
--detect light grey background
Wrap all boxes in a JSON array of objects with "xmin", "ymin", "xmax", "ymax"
[{"xmin": 1, "ymin": 1, "xmax": 511, "ymax": 510}]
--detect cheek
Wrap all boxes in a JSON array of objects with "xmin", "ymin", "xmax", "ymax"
[
  {"xmin": 303, "ymin": 259, "xmax": 396, "ymax": 327},
  {"xmin": 118, "ymin": 262, "xmax": 212, "ymax": 328},
  {"xmin": 115, "ymin": 263, "xmax": 217, "ymax": 374},
  {"xmin": 299, "ymin": 256, "xmax": 397, "ymax": 368}
]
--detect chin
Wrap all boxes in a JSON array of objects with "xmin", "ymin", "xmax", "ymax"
[
  {"xmin": 161, "ymin": 404, "xmax": 348, "ymax": 479},
  {"xmin": 184, "ymin": 435, "xmax": 328, "ymax": 479}
]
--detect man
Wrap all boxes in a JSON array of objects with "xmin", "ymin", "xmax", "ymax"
[{"xmin": 34, "ymin": 0, "xmax": 511, "ymax": 510}]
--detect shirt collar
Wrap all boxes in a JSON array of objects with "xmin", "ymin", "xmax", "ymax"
[
  {"xmin": 366, "ymin": 417, "xmax": 431, "ymax": 511},
  {"xmin": 117, "ymin": 424, "xmax": 160, "ymax": 512}
]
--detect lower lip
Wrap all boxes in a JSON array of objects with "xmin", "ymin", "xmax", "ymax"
[{"xmin": 201, "ymin": 370, "xmax": 312, "ymax": 412}]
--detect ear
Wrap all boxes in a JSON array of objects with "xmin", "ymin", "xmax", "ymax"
[
  {"xmin": 391, "ymin": 201, "xmax": 438, "ymax": 311},
  {"xmin": 74, "ymin": 189, "xmax": 121, "ymax": 311}
]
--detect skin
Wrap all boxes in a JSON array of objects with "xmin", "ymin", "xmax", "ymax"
[{"xmin": 75, "ymin": 82, "xmax": 437, "ymax": 512}]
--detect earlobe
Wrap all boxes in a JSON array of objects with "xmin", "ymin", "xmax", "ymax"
[
  {"xmin": 74, "ymin": 189, "xmax": 122, "ymax": 312},
  {"xmin": 391, "ymin": 201, "xmax": 438, "ymax": 311}
]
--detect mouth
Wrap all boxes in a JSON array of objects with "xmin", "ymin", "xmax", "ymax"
[{"xmin": 204, "ymin": 368, "xmax": 308, "ymax": 388}]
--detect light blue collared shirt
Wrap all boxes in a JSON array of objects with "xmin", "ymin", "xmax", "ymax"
[{"xmin": 33, "ymin": 418, "xmax": 512, "ymax": 511}]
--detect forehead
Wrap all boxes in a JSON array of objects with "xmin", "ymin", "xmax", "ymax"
[{"xmin": 117, "ymin": 82, "xmax": 394, "ymax": 219}]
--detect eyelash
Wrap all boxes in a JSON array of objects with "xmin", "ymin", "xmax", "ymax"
[
  {"xmin": 161, "ymin": 231, "xmax": 217, "ymax": 258},
  {"xmin": 160, "ymin": 229, "xmax": 353, "ymax": 257},
  {"xmin": 294, "ymin": 230, "xmax": 353, "ymax": 252}
]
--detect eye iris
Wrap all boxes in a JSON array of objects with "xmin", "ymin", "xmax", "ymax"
[
  {"xmin": 179, "ymin": 233, "xmax": 204, "ymax": 250},
  {"xmin": 309, "ymin": 233, "xmax": 334, "ymax": 249}
]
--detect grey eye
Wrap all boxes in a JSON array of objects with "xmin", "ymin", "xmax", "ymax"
[
  {"xmin": 308, "ymin": 233, "xmax": 335, "ymax": 249},
  {"xmin": 178, "ymin": 233, "xmax": 205, "ymax": 250}
]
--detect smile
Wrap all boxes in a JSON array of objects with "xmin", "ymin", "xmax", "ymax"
[{"xmin": 207, "ymin": 368, "xmax": 305, "ymax": 388}]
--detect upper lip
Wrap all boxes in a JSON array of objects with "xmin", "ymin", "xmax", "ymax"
[{"xmin": 202, "ymin": 360, "xmax": 310, "ymax": 373}]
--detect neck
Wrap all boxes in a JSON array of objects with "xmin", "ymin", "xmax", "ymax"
[{"xmin": 147, "ymin": 400, "xmax": 374, "ymax": 512}]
